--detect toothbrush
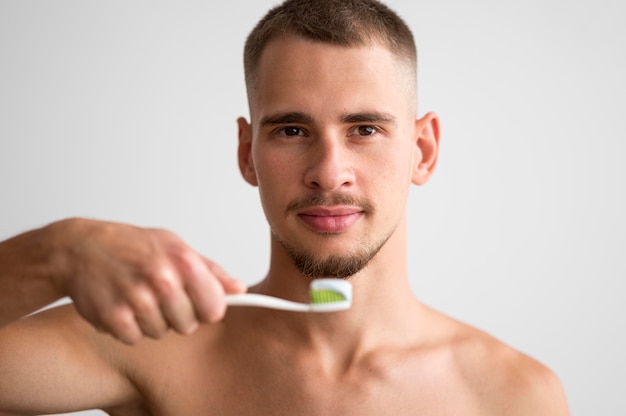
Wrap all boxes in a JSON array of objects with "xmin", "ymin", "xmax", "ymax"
[{"xmin": 225, "ymin": 278, "xmax": 352, "ymax": 312}]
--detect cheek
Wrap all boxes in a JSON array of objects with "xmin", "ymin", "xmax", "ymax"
[
  {"xmin": 254, "ymin": 148, "xmax": 294, "ymax": 188},
  {"xmin": 253, "ymin": 148, "xmax": 298, "ymax": 215},
  {"xmin": 376, "ymin": 144, "xmax": 415, "ymax": 186},
  {"xmin": 370, "ymin": 146, "xmax": 414, "ymax": 214}
]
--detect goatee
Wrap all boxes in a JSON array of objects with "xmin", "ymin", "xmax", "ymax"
[
  {"xmin": 280, "ymin": 235, "xmax": 390, "ymax": 278},
  {"xmin": 279, "ymin": 192, "xmax": 389, "ymax": 278}
]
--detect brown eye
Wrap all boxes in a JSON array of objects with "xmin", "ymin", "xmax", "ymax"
[
  {"xmin": 282, "ymin": 127, "xmax": 304, "ymax": 136},
  {"xmin": 356, "ymin": 125, "xmax": 377, "ymax": 136},
  {"xmin": 347, "ymin": 125, "xmax": 380, "ymax": 139}
]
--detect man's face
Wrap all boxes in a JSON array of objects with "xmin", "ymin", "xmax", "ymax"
[{"xmin": 239, "ymin": 36, "xmax": 427, "ymax": 278}]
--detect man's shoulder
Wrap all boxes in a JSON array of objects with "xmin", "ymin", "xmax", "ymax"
[{"xmin": 418, "ymin": 306, "xmax": 569, "ymax": 415}]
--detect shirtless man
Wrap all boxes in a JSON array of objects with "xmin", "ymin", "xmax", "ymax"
[{"xmin": 0, "ymin": 0, "xmax": 569, "ymax": 414}]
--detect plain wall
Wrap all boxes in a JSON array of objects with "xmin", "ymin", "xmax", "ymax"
[{"xmin": 1, "ymin": 0, "xmax": 624, "ymax": 414}]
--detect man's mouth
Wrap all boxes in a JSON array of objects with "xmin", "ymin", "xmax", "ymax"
[{"xmin": 297, "ymin": 206, "xmax": 364, "ymax": 233}]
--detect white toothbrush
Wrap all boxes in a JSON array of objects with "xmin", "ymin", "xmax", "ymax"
[{"xmin": 225, "ymin": 278, "xmax": 352, "ymax": 312}]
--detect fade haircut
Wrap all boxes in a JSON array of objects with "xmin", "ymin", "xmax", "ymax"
[{"xmin": 243, "ymin": 0, "xmax": 417, "ymax": 95}]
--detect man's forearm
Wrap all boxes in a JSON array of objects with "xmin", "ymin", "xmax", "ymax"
[
  {"xmin": 0, "ymin": 217, "xmax": 245, "ymax": 343},
  {"xmin": 0, "ymin": 223, "xmax": 66, "ymax": 327}
]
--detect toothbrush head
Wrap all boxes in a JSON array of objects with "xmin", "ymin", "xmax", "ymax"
[{"xmin": 309, "ymin": 278, "xmax": 352, "ymax": 312}]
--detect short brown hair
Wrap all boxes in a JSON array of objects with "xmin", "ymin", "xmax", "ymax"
[{"xmin": 243, "ymin": 0, "xmax": 417, "ymax": 92}]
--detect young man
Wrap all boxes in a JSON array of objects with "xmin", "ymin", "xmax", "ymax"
[{"xmin": 0, "ymin": 0, "xmax": 569, "ymax": 414}]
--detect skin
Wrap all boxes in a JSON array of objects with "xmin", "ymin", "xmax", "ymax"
[{"xmin": 0, "ymin": 35, "xmax": 570, "ymax": 415}]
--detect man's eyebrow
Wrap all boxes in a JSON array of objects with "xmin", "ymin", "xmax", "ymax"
[
  {"xmin": 259, "ymin": 111, "xmax": 398, "ymax": 127},
  {"xmin": 341, "ymin": 112, "xmax": 397, "ymax": 125},
  {"xmin": 260, "ymin": 112, "xmax": 313, "ymax": 126}
]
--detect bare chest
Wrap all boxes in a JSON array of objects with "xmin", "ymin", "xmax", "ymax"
[{"xmin": 125, "ymin": 349, "xmax": 481, "ymax": 416}]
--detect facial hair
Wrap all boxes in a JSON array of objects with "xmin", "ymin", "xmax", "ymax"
[
  {"xmin": 277, "ymin": 192, "xmax": 392, "ymax": 279},
  {"xmin": 278, "ymin": 231, "xmax": 392, "ymax": 279}
]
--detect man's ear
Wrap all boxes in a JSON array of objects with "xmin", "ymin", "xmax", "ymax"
[
  {"xmin": 412, "ymin": 112, "xmax": 440, "ymax": 186},
  {"xmin": 237, "ymin": 117, "xmax": 258, "ymax": 186}
]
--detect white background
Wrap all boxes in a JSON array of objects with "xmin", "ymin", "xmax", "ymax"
[{"xmin": 1, "ymin": 0, "xmax": 624, "ymax": 414}]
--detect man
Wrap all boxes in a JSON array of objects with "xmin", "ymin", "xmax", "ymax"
[{"xmin": 0, "ymin": 0, "xmax": 569, "ymax": 414}]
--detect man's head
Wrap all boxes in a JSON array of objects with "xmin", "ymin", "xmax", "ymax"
[
  {"xmin": 243, "ymin": 0, "xmax": 418, "ymax": 114},
  {"xmin": 238, "ymin": 0, "xmax": 439, "ymax": 280}
]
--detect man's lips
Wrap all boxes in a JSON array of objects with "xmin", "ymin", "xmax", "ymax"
[{"xmin": 297, "ymin": 206, "xmax": 364, "ymax": 233}]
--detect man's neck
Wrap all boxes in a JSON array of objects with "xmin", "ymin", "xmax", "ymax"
[{"xmin": 247, "ymin": 228, "xmax": 423, "ymax": 362}]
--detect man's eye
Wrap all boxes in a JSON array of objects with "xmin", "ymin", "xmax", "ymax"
[
  {"xmin": 350, "ymin": 125, "xmax": 378, "ymax": 136},
  {"xmin": 280, "ymin": 127, "xmax": 304, "ymax": 136}
]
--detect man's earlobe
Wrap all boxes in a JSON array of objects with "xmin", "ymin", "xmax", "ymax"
[
  {"xmin": 237, "ymin": 117, "xmax": 258, "ymax": 186},
  {"xmin": 412, "ymin": 112, "xmax": 440, "ymax": 186}
]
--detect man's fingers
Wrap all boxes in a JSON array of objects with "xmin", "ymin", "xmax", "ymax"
[
  {"xmin": 159, "ymin": 288, "xmax": 199, "ymax": 335},
  {"xmin": 204, "ymin": 259, "xmax": 247, "ymax": 295},
  {"xmin": 177, "ymin": 256, "xmax": 231, "ymax": 324},
  {"xmin": 100, "ymin": 305, "xmax": 143, "ymax": 345},
  {"xmin": 128, "ymin": 287, "xmax": 169, "ymax": 339},
  {"xmin": 145, "ymin": 260, "xmax": 200, "ymax": 335},
  {"xmin": 70, "ymin": 282, "xmax": 145, "ymax": 344},
  {"xmin": 63, "ymin": 222, "xmax": 242, "ymax": 342},
  {"xmin": 187, "ymin": 271, "xmax": 227, "ymax": 324}
]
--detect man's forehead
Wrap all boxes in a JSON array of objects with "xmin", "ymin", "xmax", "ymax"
[
  {"xmin": 253, "ymin": 35, "xmax": 402, "ymax": 95},
  {"xmin": 247, "ymin": 35, "xmax": 415, "ymax": 121}
]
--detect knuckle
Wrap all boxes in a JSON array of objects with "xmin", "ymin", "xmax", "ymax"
[
  {"xmin": 205, "ymin": 259, "xmax": 224, "ymax": 275},
  {"xmin": 143, "ymin": 231, "xmax": 208, "ymax": 289},
  {"xmin": 153, "ymin": 276, "xmax": 178, "ymax": 300},
  {"xmin": 102, "ymin": 307, "xmax": 140, "ymax": 343},
  {"xmin": 173, "ymin": 249, "xmax": 205, "ymax": 280},
  {"xmin": 126, "ymin": 288, "xmax": 170, "ymax": 339},
  {"xmin": 149, "ymin": 227, "xmax": 178, "ymax": 240},
  {"xmin": 109, "ymin": 308, "xmax": 134, "ymax": 331},
  {"xmin": 145, "ymin": 262, "xmax": 179, "ymax": 298},
  {"xmin": 129, "ymin": 289, "xmax": 158, "ymax": 316}
]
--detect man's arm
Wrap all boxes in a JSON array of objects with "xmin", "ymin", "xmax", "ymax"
[
  {"xmin": 0, "ymin": 224, "xmax": 68, "ymax": 326},
  {"xmin": 0, "ymin": 218, "xmax": 246, "ymax": 413},
  {"xmin": 0, "ymin": 304, "xmax": 142, "ymax": 414},
  {"xmin": 0, "ymin": 218, "xmax": 245, "ymax": 342}
]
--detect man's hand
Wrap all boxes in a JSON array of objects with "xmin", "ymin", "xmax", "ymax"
[{"xmin": 5, "ymin": 218, "xmax": 247, "ymax": 344}]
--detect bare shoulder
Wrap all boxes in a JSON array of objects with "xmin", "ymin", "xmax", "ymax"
[
  {"xmin": 0, "ymin": 304, "xmax": 143, "ymax": 414},
  {"xmin": 421, "ymin": 305, "xmax": 570, "ymax": 415}
]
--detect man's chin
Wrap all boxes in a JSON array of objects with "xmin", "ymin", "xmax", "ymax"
[
  {"xmin": 285, "ymin": 247, "xmax": 377, "ymax": 279},
  {"xmin": 294, "ymin": 255, "xmax": 367, "ymax": 279},
  {"xmin": 276, "ymin": 227, "xmax": 392, "ymax": 279}
]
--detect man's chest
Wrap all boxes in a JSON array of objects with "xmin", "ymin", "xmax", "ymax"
[{"xmin": 128, "ymin": 355, "xmax": 480, "ymax": 416}]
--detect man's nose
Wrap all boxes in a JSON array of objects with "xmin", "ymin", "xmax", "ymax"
[{"xmin": 303, "ymin": 137, "xmax": 355, "ymax": 191}]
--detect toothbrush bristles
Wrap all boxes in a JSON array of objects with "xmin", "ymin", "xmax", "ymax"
[{"xmin": 310, "ymin": 289, "xmax": 347, "ymax": 304}]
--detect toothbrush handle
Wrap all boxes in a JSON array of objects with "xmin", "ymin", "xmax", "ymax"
[{"xmin": 225, "ymin": 293, "xmax": 311, "ymax": 312}]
